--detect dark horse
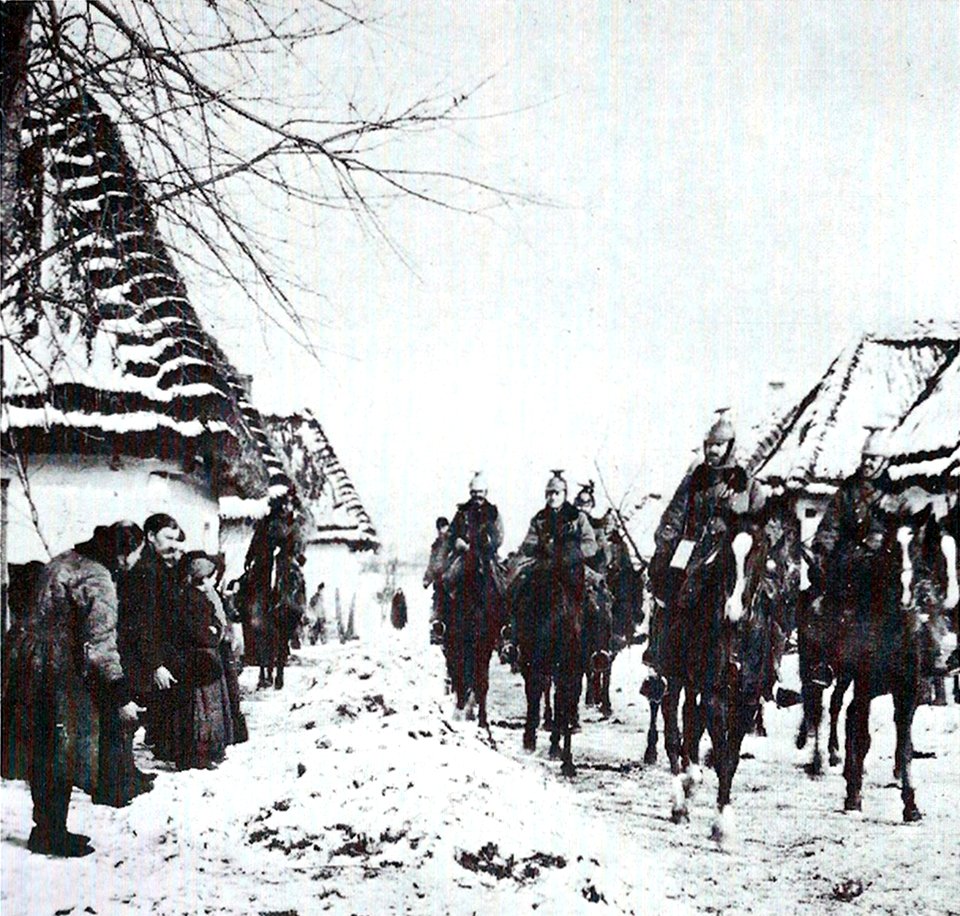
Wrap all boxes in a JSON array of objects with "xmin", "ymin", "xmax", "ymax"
[
  {"xmin": 657, "ymin": 513, "xmax": 775, "ymax": 848},
  {"xmin": 441, "ymin": 548, "xmax": 503, "ymax": 727},
  {"xmin": 510, "ymin": 555, "xmax": 586, "ymax": 777},
  {"xmin": 586, "ymin": 523, "xmax": 646, "ymax": 719},
  {"xmin": 234, "ymin": 502, "xmax": 305, "ymax": 690},
  {"xmin": 797, "ymin": 505, "xmax": 958, "ymax": 821}
]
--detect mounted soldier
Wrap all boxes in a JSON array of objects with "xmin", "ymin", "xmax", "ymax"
[
  {"xmin": 574, "ymin": 481, "xmax": 616, "ymax": 715},
  {"xmin": 644, "ymin": 412, "xmax": 766, "ymax": 690},
  {"xmin": 425, "ymin": 515, "xmax": 450, "ymax": 644},
  {"xmin": 806, "ymin": 427, "xmax": 913, "ymax": 687},
  {"xmin": 510, "ymin": 470, "xmax": 598, "ymax": 772},
  {"xmin": 440, "ymin": 473, "xmax": 505, "ymax": 724}
]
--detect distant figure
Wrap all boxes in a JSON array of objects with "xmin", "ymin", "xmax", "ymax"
[
  {"xmin": 391, "ymin": 588, "xmax": 408, "ymax": 630},
  {"xmin": 307, "ymin": 582, "xmax": 327, "ymax": 645}
]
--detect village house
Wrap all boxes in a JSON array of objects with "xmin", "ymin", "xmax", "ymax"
[
  {"xmin": 746, "ymin": 319, "xmax": 960, "ymax": 553},
  {"xmin": 258, "ymin": 410, "xmax": 379, "ymax": 627},
  {"xmin": 1, "ymin": 88, "xmax": 290, "ymax": 626}
]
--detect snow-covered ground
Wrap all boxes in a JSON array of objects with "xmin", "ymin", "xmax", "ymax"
[{"xmin": 3, "ymin": 572, "xmax": 959, "ymax": 915}]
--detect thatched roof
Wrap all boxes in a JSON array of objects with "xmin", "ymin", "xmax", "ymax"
[
  {"xmin": 262, "ymin": 410, "xmax": 379, "ymax": 551},
  {"xmin": 2, "ymin": 89, "xmax": 290, "ymax": 511},
  {"xmin": 747, "ymin": 320, "xmax": 960, "ymax": 491}
]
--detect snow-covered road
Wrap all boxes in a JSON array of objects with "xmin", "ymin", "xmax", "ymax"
[{"xmin": 3, "ymin": 577, "xmax": 958, "ymax": 915}]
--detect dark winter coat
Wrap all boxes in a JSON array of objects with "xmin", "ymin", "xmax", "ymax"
[
  {"xmin": 649, "ymin": 458, "xmax": 765, "ymax": 599},
  {"xmin": 3, "ymin": 549, "xmax": 129, "ymax": 793},
  {"xmin": 443, "ymin": 499, "xmax": 506, "ymax": 596},
  {"xmin": 810, "ymin": 469, "xmax": 908, "ymax": 607},
  {"xmin": 519, "ymin": 502, "xmax": 599, "ymax": 569},
  {"xmin": 118, "ymin": 546, "xmax": 184, "ymax": 694},
  {"xmin": 180, "ymin": 586, "xmax": 226, "ymax": 688}
]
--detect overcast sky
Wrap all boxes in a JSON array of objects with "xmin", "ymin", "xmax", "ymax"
[{"xmin": 196, "ymin": 1, "xmax": 959, "ymax": 557}]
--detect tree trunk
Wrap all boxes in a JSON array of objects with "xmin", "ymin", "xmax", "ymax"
[{"xmin": 1, "ymin": 2, "xmax": 33, "ymax": 275}]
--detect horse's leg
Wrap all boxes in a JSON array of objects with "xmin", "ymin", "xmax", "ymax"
[
  {"xmin": 843, "ymin": 685, "xmax": 871, "ymax": 812},
  {"xmin": 542, "ymin": 674, "xmax": 553, "ymax": 731},
  {"xmin": 954, "ymin": 675, "xmax": 960, "ymax": 705},
  {"xmin": 800, "ymin": 681, "xmax": 824, "ymax": 775},
  {"xmin": 644, "ymin": 696, "xmax": 661, "ymax": 765},
  {"xmin": 828, "ymin": 674, "xmax": 848, "ymax": 767},
  {"xmin": 274, "ymin": 645, "xmax": 286, "ymax": 690},
  {"xmin": 549, "ymin": 668, "xmax": 562, "ymax": 759},
  {"xmin": 662, "ymin": 681, "xmax": 682, "ymax": 775},
  {"xmin": 893, "ymin": 688, "xmax": 922, "ymax": 821},
  {"xmin": 599, "ymin": 661, "xmax": 612, "ymax": 718},
  {"xmin": 257, "ymin": 666, "xmax": 266, "ymax": 689},
  {"xmin": 682, "ymin": 685, "xmax": 701, "ymax": 769},
  {"xmin": 476, "ymin": 639, "xmax": 492, "ymax": 729},
  {"xmin": 753, "ymin": 702, "xmax": 767, "ymax": 738},
  {"xmin": 523, "ymin": 665, "xmax": 542, "ymax": 752},
  {"xmin": 560, "ymin": 670, "xmax": 578, "ymax": 778}
]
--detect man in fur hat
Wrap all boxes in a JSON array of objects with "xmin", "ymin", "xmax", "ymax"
[
  {"xmin": 644, "ymin": 413, "xmax": 766, "ymax": 683},
  {"xmin": 425, "ymin": 516, "xmax": 451, "ymax": 643},
  {"xmin": 10, "ymin": 522, "xmax": 146, "ymax": 857}
]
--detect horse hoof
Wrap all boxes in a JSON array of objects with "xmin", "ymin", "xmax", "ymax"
[
  {"xmin": 548, "ymin": 744, "xmax": 561, "ymax": 760},
  {"xmin": 643, "ymin": 746, "xmax": 658, "ymax": 766},
  {"xmin": 903, "ymin": 805, "xmax": 923, "ymax": 823},
  {"xmin": 522, "ymin": 733, "xmax": 536, "ymax": 753},
  {"xmin": 561, "ymin": 761, "xmax": 577, "ymax": 778},
  {"xmin": 710, "ymin": 807, "xmax": 737, "ymax": 851},
  {"xmin": 795, "ymin": 731, "xmax": 808, "ymax": 751},
  {"xmin": 671, "ymin": 807, "xmax": 689, "ymax": 825},
  {"xmin": 600, "ymin": 706, "xmax": 612, "ymax": 719},
  {"xmin": 843, "ymin": 796, "xmax": 862, "ymax": 813},
  {"xmin": 829, "ymin": 752, "xmax": 841, "ymax": 768}
]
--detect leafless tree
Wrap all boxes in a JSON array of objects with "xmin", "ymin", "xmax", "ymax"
[{"xmin": 1, "ymin": 1, "xmax": 525, "ymax": 350}]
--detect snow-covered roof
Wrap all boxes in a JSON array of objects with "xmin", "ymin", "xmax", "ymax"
[
  {"xmin": 2, "ymin": 89, "xmax": 290, "ymax": 507},
  {"xmin": 748, "ymin": 320, "xmax": 960, "ymax": 489},
  {"xmin": 259, "ymin": 410, "xmax": 379, "ymax": 551}
]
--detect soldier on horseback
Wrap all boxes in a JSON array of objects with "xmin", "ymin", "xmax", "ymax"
[
  {"xmin": 439, "ymin": 473, "xmax": 506, "ymax": 723},
  {"xmin": 643, "ymin": 412, "xmax": 766, "ymax": 693},
  {"xmin": 518, "ymin": 471, "xmax": 599, "ymax": 579},
  {"xmin": 807, "ymin": 428, "xmax": 907, "ymax": 687},
  {"xmin": 444, "ymin": 473, "xmax": 504, "ymax": 593},
  {"xmin": 424, "ymin": 515, "xmax": 450, "ymax": 644}
]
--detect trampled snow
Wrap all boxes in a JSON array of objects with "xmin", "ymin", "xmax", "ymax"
[{"xmin": 3, "ymin": 573, "xmax": 958, "ymax": 915}]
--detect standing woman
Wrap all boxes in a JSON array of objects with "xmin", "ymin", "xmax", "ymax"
[
  {"xmin": 176, "ymin": 552, "xmax": 235, "ymax": 769},
  {"xmin": 11, "ymin": 522, "xmax": 145, "ymax": 857}
]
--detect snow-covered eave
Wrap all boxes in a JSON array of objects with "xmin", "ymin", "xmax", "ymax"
[
  {"xmin": 1, "ymin": 405, "xmax": 216, "ymax": 437},
  {"xmin": 218, "ymin": 483, "xmax": 294, "ymax": 522}
]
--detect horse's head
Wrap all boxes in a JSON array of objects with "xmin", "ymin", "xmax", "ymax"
[
  {"xmin": 886, "ymin": 503, "xmax": 959, "ymax": 670},
  {"xmin": 722, "ymin": 516, "xmax": 768, "ymax": 624}
]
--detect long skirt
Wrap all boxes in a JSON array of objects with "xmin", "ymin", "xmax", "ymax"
[{"xmin": 177, "ymin": 672, "xmax": 234, "ymax": 770}]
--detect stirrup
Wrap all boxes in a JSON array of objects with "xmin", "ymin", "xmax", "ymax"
[{"xmin": 810, "ymin": 664, "xmax": 834, "ymax": 689}]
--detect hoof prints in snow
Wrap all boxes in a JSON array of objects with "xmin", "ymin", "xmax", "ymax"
[{"xmin": 455, "ymin": 841, "xmax": 567, "ymax": 883}]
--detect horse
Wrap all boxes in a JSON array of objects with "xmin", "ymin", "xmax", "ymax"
[
  {"xmin": 510, "ymin": 554, "xmax": 587, "ymax": 778},
  {"xmin": 234, "ymin": 506, "xmax": 304, "ymax": 690},
  {"xmin": 585, "ymin": 532, "xmax": 646, "ymax": 719},
  {"xmin": 441, "ymin": 548, "xmax": 503, "ymax": 727},
  {"xmin": 654, "ymin": 510, "xmax": 776, "ymax": 848},
  {"xmin": 797, "ymin": 504, "xmax": 958, "ymax": 820}
]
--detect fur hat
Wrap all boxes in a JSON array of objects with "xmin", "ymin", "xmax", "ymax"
[
  {"xmin": 545, "ymin": 469, "xmax": 567, "ymax": 494},
  {"xmin": 574, "ymin": 480, "xmax": 596, "ymax": 509},
  {"xmin": 469, "ymin": 471, "xmax": 487, "ymax": 493},
  {"xmin": 861, "ymin": 427, "xmax": 892, "ymax": 459},
  {"xmin": 705, "ymin": 410, "xmax": 735, "ymax": 444}
]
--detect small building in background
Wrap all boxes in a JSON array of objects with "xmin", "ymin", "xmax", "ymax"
[{"xmin": 259, "ymin": 410, "xmax": 379, "ymax": 617}]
